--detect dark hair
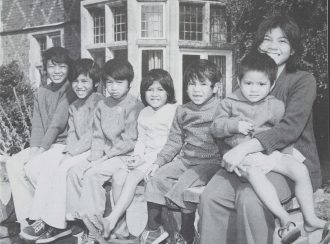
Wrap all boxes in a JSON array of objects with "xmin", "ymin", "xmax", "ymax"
[
  {"xmin": 42, "ymin": 46, "xmax": 75, "ymax": 81},
  {"xmin": 140, "ymin": 69, "xmax": 176, "ymax": 106},
  {"xmin": 251, "ymin": 15, "xmax": 303, "ymax": 73},
  {"xmin": 101, "ymin": 59, "xmax": 134, "ymax": 84},
  {"xmin": 72, "ymin": 59, "xmax": 101, "ymax": 88},
  {"xmin": 183, "ymin": 59, "xmax": 222, "ymax": 90},
  {"xmin": 238, "ymin": 52, "xmax": 278, "ymax": 85}
]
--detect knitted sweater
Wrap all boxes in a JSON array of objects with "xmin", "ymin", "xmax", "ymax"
[
  {"xmin": 211, "ymin": 89, "xmax": 285, "ymax": 148},
  {"xmin": 253, "ymin": 69, "xmax": 321, "ymax": 190},
  {"xmin": 133, "ymin": 103, "xmax": 177, "ymax": 165},
  {"xmin": 88, "ymin": 94, "xmax": 144, "ymax": 161},
  {"xmin": 30, "ymin": 81, "xmax": 77, "ymax": 150},
  {"xmin": 63, "ymin": 92, "xmax": 104, "ymax": 156},
  {"xmin": 154, "ymin": 96, "xmax": 222, "ymax": 167}
]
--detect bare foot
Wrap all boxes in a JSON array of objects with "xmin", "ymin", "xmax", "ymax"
[{"xmin": 304, "ymin": 218, "xmax": 327, "ymax": 233}]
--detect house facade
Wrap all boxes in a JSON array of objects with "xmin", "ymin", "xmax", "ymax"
[
  {"xmin": 0, "ymin": 0, "xmax": 81, "ymax": 88},
  {"xmin": 80, "ymin": 0, "xmax": 235, "ymax": 103}
]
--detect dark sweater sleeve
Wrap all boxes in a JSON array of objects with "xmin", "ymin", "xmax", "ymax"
[
  {"xmin": 155, "ymin": 107, "xmax": 184, "ymax": 167},
  {"xmin": 210, "ymin": 99, "xmax": 240, "ymax": 138},
  {"xmin": 30, "ymin": 93, "xmax": 44, "ymax": 147},
  {"xmin": 40, "ymin": 92, "xmax": 72, "ymax": 150},
  {"xmin": 254, "ymin": 73, "xmax": 316, "ymax": 154}
]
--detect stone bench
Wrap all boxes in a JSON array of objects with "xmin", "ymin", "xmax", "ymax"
[{"xmin": 183, "ymin": 186, "xmax": 324, "ymax": 244}]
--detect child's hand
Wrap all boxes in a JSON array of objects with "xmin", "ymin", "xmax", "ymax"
[
  {"xmin": 222, "ymin": 146, "xmax": 249, "ymax": 172},
  {"xmin": 238, "ymin": 121, "xmax": 254, "ymax": 135},
  {"xmin": 127, "ymin": 155, "xmax": 145, "ymax": 170},
  {"xmin": 144, "ymin": 164, "xmax": 160, "ymax": 182}
]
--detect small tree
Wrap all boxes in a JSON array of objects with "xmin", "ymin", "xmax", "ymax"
[{"xmin": 0, "ymin": 61, "xmax": 34, "ymax": 156}]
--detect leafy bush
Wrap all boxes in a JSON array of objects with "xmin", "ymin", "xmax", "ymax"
[{"xmin": 0, "ymin": 61, "xmax": 34, "ymax": 156}]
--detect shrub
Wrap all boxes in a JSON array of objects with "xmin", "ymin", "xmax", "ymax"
[{"xmin": 0, "ymin": 61, "xmax": 34, "ymax": 156}]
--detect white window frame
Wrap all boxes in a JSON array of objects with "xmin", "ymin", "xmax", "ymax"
[
  {"xmin": 113, "ymin": 6, "xmax": 127, "ymax": 42},
  {"xmin": 139, "ymin": 3, "xmax": 165, "ymax": 39},
  {"xmin": 92, "ymin": 9, "xmax": 105, "ymax": 44},
  {"xmin": 179, "ymin": 3, "xmax": 204, "ymax": 41}
]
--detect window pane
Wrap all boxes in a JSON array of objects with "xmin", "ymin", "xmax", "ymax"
[
  {"xmin": 141, "ymin": 5, "xmax": 163, "ymax": 38},
  {"xmin": 208, "ymin": 55, "xmax": 226, "ymax": 97},
  {"xmin": 51, "ymin": 35, "xmax": 61, "ymax": 47},
  {"xmin": 141, "ymin": 50, "xmax": 163, "ymax": 77},
  {"xmin": 36, "ymin": 37, "xmax": 47, "ymax": 51},
  {"xmin": 210, "ymin": 6, "xmax": 227, "ymax": 43},
  {"xmin": 93, "ymin": 9, "xmax": 105, "ymax": 44},
  {"xmin": 179, "ymin": 3, "xmax": 203, "ymax": 41},
  {"xmin": 114, "ymin": 6, "xmax": 127, "ymax": 42}
]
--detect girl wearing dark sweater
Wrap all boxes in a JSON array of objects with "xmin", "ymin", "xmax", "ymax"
[{"xmin": 199, "ymin": 15, "xmax": 329, "ymax": 244}]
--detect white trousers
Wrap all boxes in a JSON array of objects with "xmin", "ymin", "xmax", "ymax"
[
  {"xmin": 29, "ymin": 151, "xmax": 90, "ymax": 229},
  {"xmin": 6, "ymin": 144, "xmax": 65, "ymax": 227}
]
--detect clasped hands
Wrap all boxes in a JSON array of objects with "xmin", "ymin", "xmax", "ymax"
[{"xmin": 222, "ymin": 144, "xmax": 250, "ymax": 177}]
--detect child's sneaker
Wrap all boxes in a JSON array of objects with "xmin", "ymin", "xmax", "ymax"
[
  {"xmin": 20, "ymin": 219, "xmax": 47, "ymax": 241},
  {"xmin": 36, "ymin": 227, "xmax": 72, "ymax": 243},
  {"xmin": 139, "ymin": 226, "xmax": 169, "ymax": 244}
]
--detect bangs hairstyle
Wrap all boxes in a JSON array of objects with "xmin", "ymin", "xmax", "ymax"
[
  {"xmin": 101, "ymin": 59, "xmax": 134, "ymax": 84},
  {"xmin": 72, "ymin": 59, "xmax": 101, "ymax": 88},
  {"xmin": 183, "ymin": 59, "xmax": 222, "ymax": 90},
  {"xmin": 238, "ymin": 52, "xmax": 278, "ymax": 85},
  {"xmin": 251, "ymin": 15, "xmax": 303, "ymax": 73},
  {"xmin": 140, "ymin": 69, "xmax": 176, "ymax": 106},
  {"xmin": 42, "ymin": 46, "xmax": 75, "ymax": 81}
]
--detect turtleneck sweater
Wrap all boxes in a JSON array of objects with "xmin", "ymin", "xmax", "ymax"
[
  {"xmin": 30, "ymin": 80, "xmax": 77, "ymax": 150},
  {"xmin": 154, "ymin": 96, "xmax": 222, "ymax": 167},
  {"xmin": 88, "ymin": 93, "xmax": 144, "ymax": 161}
]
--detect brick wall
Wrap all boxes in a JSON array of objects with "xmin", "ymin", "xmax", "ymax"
[{"xmin": 0, "ymin": 0, "xmax": 81, "ymax": 86}]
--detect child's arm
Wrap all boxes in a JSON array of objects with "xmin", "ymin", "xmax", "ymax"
[
  {"xmin": 211, "ymin": 99, "xmax": 245, "ymax": 138},
  {"xmin": 89, "ymin": 105, "xmax": 106, "ymax": 161},
  {"xmin": 105, "ymin": 103, "xmax": 144, "ymax": 159},
  {"xmin": 30, "ymin": 93, "xmax": 44, "ymax": 149},
  {"xmin": 153, "ymin": 108, "xmax": 184, "ymax": 167},
  {"xmin": 132, "ymin": 113, "xmax": 147, "ymax": 159},
  {"xmin": 39, "ymin": 91, "xmax": 73, "ymax": 150},
  {"xmin": 62, "ymin": 106, "xmax": 78, "ymax": 155},
  {"xmin": 66, "ymin": 96, "xmax": 104, "ymax": 156}
]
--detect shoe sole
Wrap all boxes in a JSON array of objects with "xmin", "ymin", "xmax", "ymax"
[
  {"xmin": 151, "ymin": 232, "xmax": 169, "ymax": 244},
  {"xmin": 36, "ymin": 230, "xmax": 72, "ymax": 243},
  {"xmin": 19, "ymin": 231, "xmax": 42, "ymax": 241}
]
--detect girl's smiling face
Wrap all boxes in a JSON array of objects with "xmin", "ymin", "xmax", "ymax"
[
  {"xmin": 72, "ymin": 74, "xmax": 94, "ymax": 99},
  {"xmin": 258, "ymin": 27, "xmax": 293, "ymax": 69},
  {"xmin": 145, "ymin": 81, "xmax": 168, "ymax": 110}
]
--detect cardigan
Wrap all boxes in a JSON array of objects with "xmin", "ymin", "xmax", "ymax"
[
  {"xmin": 88, "ymin": 94, "xmax": 144, "ymax": 161},
  {"xmin": 30, "ymin": 80, "xmax": 77, "ymax": 150},
  {"xmin": 154, "ymin": 96, "xmax": 222, "ymax": 167},
  {"xmin": 133, "ymin": 103, "xmax": 177, "ymax": 165},
  {"xmin": 254, "ymin": 69, "xmax": 321, "ymax": 190},
  {"xmin": 63, "ymin": 92, "xmax": 104, "ymax": 156}
]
